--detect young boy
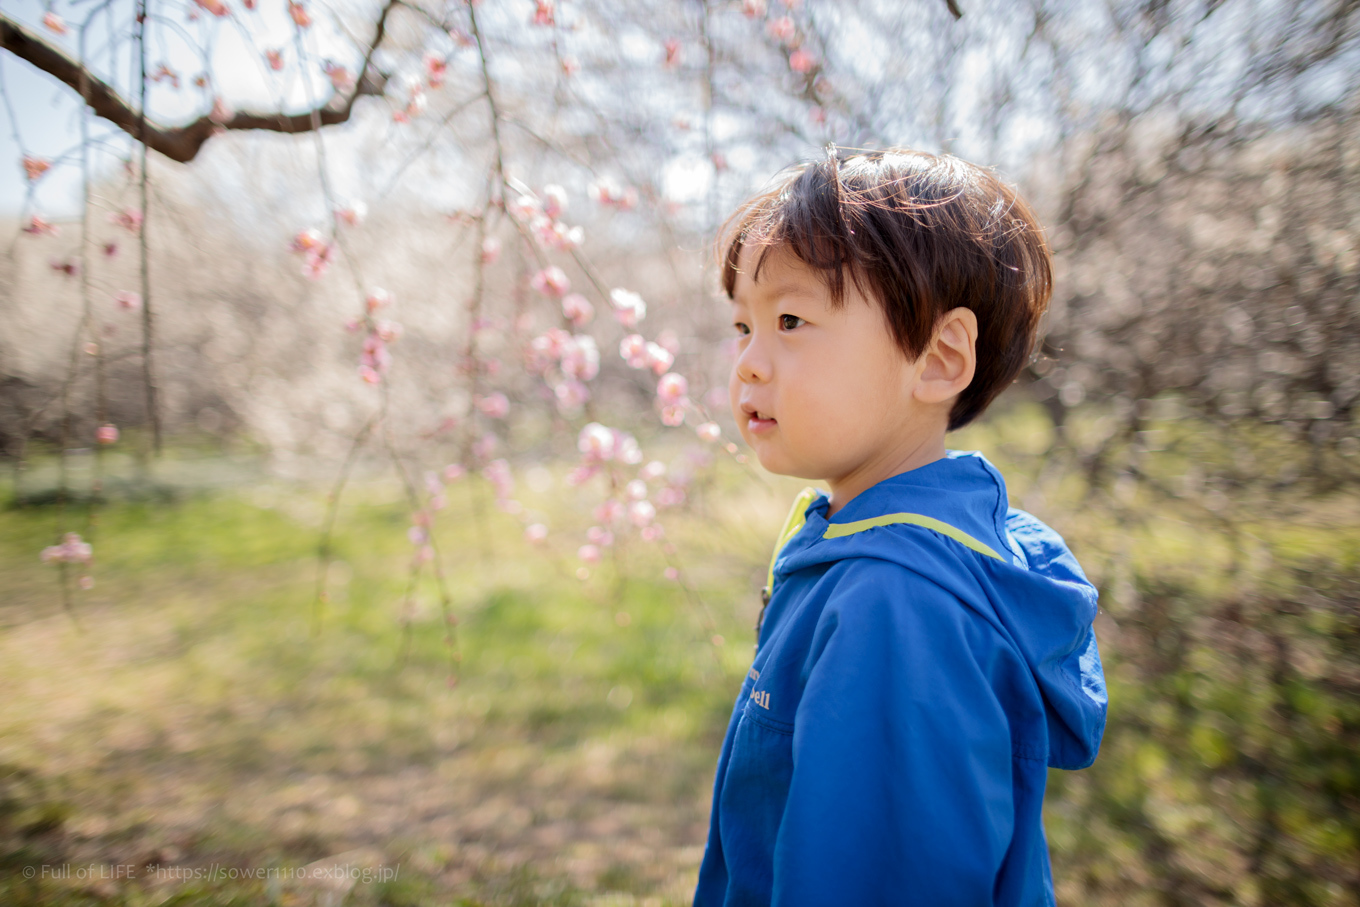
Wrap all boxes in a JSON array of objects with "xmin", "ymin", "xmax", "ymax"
[{"xmin": 693, "ymin": 148, "xmax": 1107, "ymax": 906}]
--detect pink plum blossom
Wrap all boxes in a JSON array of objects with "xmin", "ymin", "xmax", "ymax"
[
  {"xmin": 530, "ymin": 266, "xmax": 571, "ymax": 297},
  {"xmin": 629, "ymin": 500, "xmax": 656, "ymax": 527},
  {"xmin": 656, "ymin": 486, "xmax": 686, "ymax": 508},
  {"xmin": 323, "ymin": 61, "xmax": 353, "ymax": 93},
  {"xmin": 562, "ymin": 293, "xmax": 593, "ymax": 327},
  {"xmin": 425, "ymin": 53, "xmax": 448, "ymax": 88},
  {"xmin": 527, "ymin": 328, "xmax": 571, "ymax": 373},
  {"xmin": 50, "ymin": 259, "xmax": 79, "ymax": 277},
  {"xmin": 567, "ymin": 463, "xmax": 602, "ymax": 486},
  {"xmin": 641, "ymin": 460, "xmax": 667, "ymax": 482},
  {"xmin": 742, "ymin": 0, "xmax": 767, "ymax": 16},
  {"xmin": 767, "ymin": 16, "xmax": 795, "ymax": 41},
  {"xmin": 560, "ymin": 335, "xmax": 599, "ymax": 381},
  {"xmin": 481, "ymin": 236, "xmax": 502, "ymax": 263},
  {"xmin": 366, "ymin": 288, "xmax": 392, "ymax": 312},
  {"xmin": 542, "ymin": 185, "xmax": 568, "ymax": 219},
  {"xmin": 561, "ymin": 55, "xmax": 580, "ymax": 77},
  {"xmin": 626, "ymin": 479, "xmax": 648, "ymax": 500},
  {"xmin": 41, "ymin": 533, "xmax": 93, "ymax": 565},
  {"xmin": 579, "ymin": 423, "xmax": 616, "ymax": 461},
  {"xmin": 115, "ymin": 291, "xmax": 141, "ymax": 311},
  {"xmin": 22, "ymin": 216, "xmax": 59, "ymax": 236},
  {"xmin": 291, "ymin": 227, "xmax": 325, "ymax": 253},
  {"xmin": 23, "ymin": 156, "xmax": 51, "ymax": 181},
  {"xmin": 375, "ymin": 320, "xmax": 402, "ymax": 342},
  {"xmin": 610, "ymin": 288, "xmax": 647, "ymax": 327},
  {"xmin": 509, "ymin": 194, "xmax": 541, "ymax": 221},
  {"xmin": 641, "ymin": 524, "xmax": 665, "ymax": 542},
  {"xmin": 96, "ymin": 424, "xmax": 119, "ymax": 445},
  {"xmin": 476, "ymin": 392, "xmax": 510, "ymax": 419},
  {"xmin": 661, "ymin": 405, "xmax": 685, "ymax": 427},
  {"xmin": 209, "ymin": 97, "xmax": 233, "ymax": 125},
  {"xmin": 535, "ymin": 219, "xmax": 583, "ymax": 250},
  {"xmin": 394, "ymin": 88, "xmax": 427, "ymax": 122},
  {"xmin": 578, "ymin": 544, "xmax": 601, "ymax": 564},
  {"xmin": 532, "ymin": 0, "xmax": 555, "ymax": 26},
  {"xmin": 615, "ymin": 431, "xmax": 643, "ymax": 464},
  {"xmin": 789, "ymin": 48, "xmax": 815, "ymax": 73},
  {"xmin": 657, "ymin": 372, "xmax": 688, "ymax": 404},
  {"xmin": 152, "ymin": 63, "xmax": 181, "ymax": 88},
  {"xmin": 288, "ymin": 1, "xmax": 311, "ymax": 27},
  {"xmin": 194, "ymin": 0, "xmax": 229, "ymax": 16},
  {"xmin": 42, "ymin": 11, "xmax": 68, "ymax": 34},
  {"xmin": 554, "ymin": 380, "xmax": 590, "ymax": 413},
  {"xmin": 361, "ymin": 333, "xmax": 392, "ymax": 378},
  {"xmin": 620, "ymin": 334, "xmax": 648, "ymax": 368},
  {"xmin": 594, "ymin": 499, "xmax": 625, "ymax": 524},
  {"xmin": 525, "ymin": 524, "xmax": 548, "ymax": 543},
  {"xmin": 336, "ymin": 202, "xmax": 366, "ymax": 226},
  {"xmin": 586, "ymin": 525, "xmax": 614, "ymax": 547},
  {"xmin": 645, "ymin": 342, "xmax": 673, "ymax": 375},
  {"xmin": 266, "ymin": 49, "xmax": 284, "ymax": 70},
  {"xmin": 664, "ymin": 39, "xmax": 682, "ymax": 68},
  {"xmin": 111, "ymin": 208, "xmax": 143, "ymax": 234},
  {"xmin": 443, "ymin": 463, "xmax": 466, "ymax": 481},
  {"xmin": 590, "ymin": 181, "xmax": 638, "ymax": 210},
  {"xmin": 697, "ymin": 422, "xmax": 722, "ymax": 442}
]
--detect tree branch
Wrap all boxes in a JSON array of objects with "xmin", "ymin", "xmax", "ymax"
[{"xmin": 0, "ymin": 5, "xmax": 394, "ymax": 164}]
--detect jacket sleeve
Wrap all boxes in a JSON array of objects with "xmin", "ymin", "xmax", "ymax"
[{"xmin": 771, "ymin": 564, "xmax": 1017, "ymax": 906}]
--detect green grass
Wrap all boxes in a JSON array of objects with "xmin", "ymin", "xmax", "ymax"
[
  {"xmin": 2, "ymin": 409, "xmax": 1358, "ymax": 906},
  {"xmin": 0, "ymin": 451, "xmax": 791, "ymax": 906}
]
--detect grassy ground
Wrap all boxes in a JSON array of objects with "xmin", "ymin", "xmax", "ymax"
[
  {"xmin": 2, "ymin": 408, "xmax": 1357, "ymax": 906},
  {"xmin": 0, "ymin": 444, "xmax": 806, "ymax": 907}
]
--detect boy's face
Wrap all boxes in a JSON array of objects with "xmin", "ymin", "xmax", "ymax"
[{"xmin": 727, "ymin": 244, "xmax": 949, "ymax": 500}]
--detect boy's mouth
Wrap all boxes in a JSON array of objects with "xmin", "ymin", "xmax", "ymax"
[{"xmin": 741, "ymin": 404, "xmax": 777, "ymax": 434}]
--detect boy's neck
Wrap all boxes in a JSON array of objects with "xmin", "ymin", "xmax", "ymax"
[{"xmin": 825, "ymin": 434, "xmax": 948, "ymax": 518}]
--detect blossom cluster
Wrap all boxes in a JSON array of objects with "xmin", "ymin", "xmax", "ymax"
[
  {"xmin": 41, "ymin": 532, "xmax": 93, "ymax": 565},
  {"xmin": 289, "ymin": 227, "xmax": 336, "ymax": 280},
  {"xmin": 348, "ymin": 289, "xmax": 402, "ymax": 385},
  {"xmin": 510, "ymin": 186, "xmax": 584, "ymax": 251}
]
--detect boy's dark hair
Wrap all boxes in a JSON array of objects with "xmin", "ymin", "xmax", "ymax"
[{"xmin": 720, "ymin": 147, "xmax": 1053, "ymax": 431}]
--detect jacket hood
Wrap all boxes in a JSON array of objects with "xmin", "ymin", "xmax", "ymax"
[{"xmin": 773, "ymin": 451, "xmax": 1107, "ymax": 770}]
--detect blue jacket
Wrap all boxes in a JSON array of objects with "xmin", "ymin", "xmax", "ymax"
[{"xmin": 693, "ymin": 451, "xmax": 1107, "ymax": 907}]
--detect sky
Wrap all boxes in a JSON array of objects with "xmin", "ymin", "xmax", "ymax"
[{"xmin": 1, "ymin": 0, "xmax": 360, "ymax": 217}]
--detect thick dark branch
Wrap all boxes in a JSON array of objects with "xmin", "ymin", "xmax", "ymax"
[{"xmin": 1, "ymin": 6, "xmax": 393, "ymax": 163}]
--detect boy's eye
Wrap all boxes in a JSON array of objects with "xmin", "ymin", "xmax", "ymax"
[
  {"xmin": 734, "ymin": 322, "xmax": 750, "ymax": 336},
  {"xmin": 779, "ymin": 314, "xmax": 805, "ymax": 331}
]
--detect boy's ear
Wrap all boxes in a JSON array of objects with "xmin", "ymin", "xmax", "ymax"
[{"xmin": 913, "ymin": 307, "xmax": 978, "ymax": 405}]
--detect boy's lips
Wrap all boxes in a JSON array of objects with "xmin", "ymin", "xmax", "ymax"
[{"xmin": 741, "ymin": 403, "xmax": 777, "ymax": 434}]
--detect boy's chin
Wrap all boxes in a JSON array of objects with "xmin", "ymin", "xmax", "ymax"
[{"xmin": 748, "ymin": 449, "xmax": 819, "ymax": 482}]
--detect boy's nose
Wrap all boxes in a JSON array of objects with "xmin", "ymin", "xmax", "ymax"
[{"xmin": 733, "ymin": 340, "xmax": 770, "ymax": 384}]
